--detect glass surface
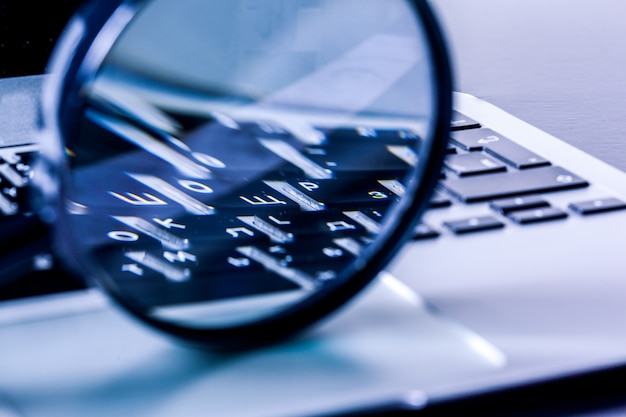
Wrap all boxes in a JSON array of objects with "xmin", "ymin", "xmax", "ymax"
[{"xmin": 39, "ymin": 0, "xmax": 448, "ymax": 343}]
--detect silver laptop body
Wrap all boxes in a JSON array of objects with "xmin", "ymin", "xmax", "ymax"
[{"xmin": 1, "ymin": 74, "xmax": 626, "ymax": 416}]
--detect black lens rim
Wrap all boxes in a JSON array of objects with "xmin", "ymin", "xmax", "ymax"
[{"xmin": 41, "ymin": 0, "xmax": 452, "ymax": 350}]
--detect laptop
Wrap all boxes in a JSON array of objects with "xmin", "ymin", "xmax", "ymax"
[{"xmin": 2, "ymin": 2, "xmax": 626, "ymax": 417}]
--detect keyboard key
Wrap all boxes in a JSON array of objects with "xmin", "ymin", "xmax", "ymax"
[
  {"xmin": 429, "ymin": 191, "xmax": 452, "ymax": 208},
  {"xmin": 324, "ymin": 126, "xmax": 421, "ymax": 143},
  {"xmin": 243, "ymin": 210, "xmax": 368, "ymax": 237},
  {"xmin": 569, "ymin": 197, "xmax": 626, "ymax": 215},
  {"xmin": 239, "ymin": 120, "xmax": 296, "ymax": 139},
  {"xmin": 445, "ymin": 153, "xmax": 507, "ymax": 176},
  {"xmin": 490, "ymin": 195, "xmax": 550, "ymax": 214},
  {"xmin": 344, "ymin": 208, "xmax": 400, "ymax": 235},
  {"xmin": 412, "ymin": 223, "xmax": 440, "ymax": 239},
  {"xmin": 506, "ymin": 207, "xmax": 568, "ymax": 224},
  {"xmin": 451, "ymin": 128, "xmax": 550, "ymax": 169},
  {"xmin": 117, "ymin": 260, "xmax": 301, "ymax": 308},
  {"xmin": 442, "ymin": 166, "xmax": 589, "ymax": 203},
  {"xmin": 259, "ymin": 138, "xmax": 333, "ymax": 179},
  {"xmin": 0, "ymin": 143, "xmax": 38, "ymax": 165},
  {"xmin": 444, "ymin": 215, "xmax": 505, "ymax": 234},
  {"xmin": 251, "ymin": 237, "xmax": 356, "ymax": 271},
  {"xmin": 449, "ymin": 128, "xmax": 491, "ymax": 151},
  {"xmin": 0, "ymin": 193, "xmax": 18, "ymax": 216},
  {"xmin": 276, "ymin": 178, "xmax": 398, "ymax": 210},
  {"xmin": 450, "ymin": 111, "xmax": 480, "ymax": 131},
  {"xmin": 0, "ymin": 163, "xmax": 28, "ymax": 187},
  {"xmin": 146, "ymin": 119, "xmax": 291, "ymax": 177},
  {"xmin": 303, "ymin": 141, "xmax": 416, "ymax": 178}
]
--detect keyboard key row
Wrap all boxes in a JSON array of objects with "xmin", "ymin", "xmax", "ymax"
[
  {"xmin": 451, "ymin": 127, "xmax": 550, "ymax": 169},
  {"xmin": 0, "ymin": 145, "xmax": 36, "ymax": 215},
  {"xmin": 415, "ymin": 196, "xmax": 626, "ymax": 239}
]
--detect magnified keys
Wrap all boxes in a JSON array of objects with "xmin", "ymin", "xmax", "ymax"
[{"xmin": 35, "ymin": 0, "xmax": 452, "ymax": 349}]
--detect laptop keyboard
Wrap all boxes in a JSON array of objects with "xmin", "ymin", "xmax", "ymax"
[
  {"xmin": 412, "ymin": 111, "xmax": 626, "ymax": 239},
  {"xmin": 0, "ymin": 142, "xmax": 86, "ymax": 301},
  {"xmin": 1, "ymin": 109, "xmax": 626, "ymax": 301},
  {"xmin": 0, "ymin": 144, "xmax": 37, "ymax": 215}
]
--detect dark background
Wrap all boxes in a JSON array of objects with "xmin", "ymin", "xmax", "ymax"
[{"xmin": 0, "ymin": 0, "xmax": 83, "ymax": 78}]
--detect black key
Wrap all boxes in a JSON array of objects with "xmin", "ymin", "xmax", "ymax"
[
  {"xmin": 569, "ymin": 197, "xmax": 626, "ymax": 215},
  {"xmin": 0, "ymin": 261, "xmax": 86, "ymax": 302},
  {"xmin": 507, "ymin": 207, "xmax": 568, "ymax": 224},
  {"xmin": 429, "ymin": 191, "xmax": 452, "ymax": 208},
  {"xmin": 0, "ymin": 162, "xmax": 29, "ymax": 188},
  {"xmin": 341, "ymin": 208, "xmax": 387, "ymax": 234},
  {"xmin": 115, "ymin": 259, "xmax": 303, "ymax": 308},
  {"xmin": 303, "ymin": 141, "xmax": 417, "ymax": 177},
  {"xmin": 450, "ymin": 111, "xmax": 480, "ymax": 131},
  {"xmin": 106, "ymin": 176, "xmax": 302, "ymax": 217},
  {"xmin": 446, "ymin": 144, "xmax": 458, "ymax": 154},
  {"xmin": 93, "ymin": 214, "xmax": 263, "ymax": 253},
  {"xmin": 412, "ymin": 223, "xmax": 440, "ymax": 239},
  {"xmin": 216, "ymin": 180, "xmax": 302, "ymax": 213},
  {"xmin": 442, "ymin": 166, "xmax": 589, "ymax": 203},
  {"xmin": 260, "ymin": 210, "xmax": 369, "ymax": 237},
  {"xmin": 451, "ymin": 128, "xmax": 550, "ymax": 169},
  {"xmin": 169, "ymin": 121, "xmax": 292, "ymax": 175},
  {"xmin": 0, "ymin": 143, "xmax": 38, "ymax": 165},
  {"xmin": 490, "ymin": 195, "xmax": 550, "ymax": 214},
  {"xmin": 0, "ymin": 191, "xmax": 18, "ymax": 215},
  {"xmin": 0, "ymin": 147, "xmax": 36, "ymax": 215},
  {"xmin": 323, "ymin": 126, "xmax": 421, "ymax": 143},
  {"xmin": 239, "ymin": 120, "xmax": 294, "ymax": 139},
  {"xmin": 252, "ymin": 237, "xmax": 357, "ymax": 281},
  {"xmin": 0, "ymin": 215, "xmax": 55, "ymax": 289},
  {"xmin": 444, "ymin": 215, "xmax": 505, "ymax": 234},
  {"xmin": 277, "ymin": 178, "xmax": 398, "ymax": 210},
  {"xmin": 445, "ymin": 153, "xmax": 507, "ymax": 176}
]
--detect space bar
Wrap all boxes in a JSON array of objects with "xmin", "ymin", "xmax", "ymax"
[{"xmin": 442, "ymin": 166, "xmax": 589, "ymax": 202}]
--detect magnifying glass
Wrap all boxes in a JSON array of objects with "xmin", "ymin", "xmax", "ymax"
[{"xmin": 34, "ymin": 0, "xmax": 451, "ymax": 350}]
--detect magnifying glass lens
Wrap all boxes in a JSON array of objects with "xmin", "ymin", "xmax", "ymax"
[{"xmin": 39, "ymin": 0, "xmax": 450, "ymax": 348}]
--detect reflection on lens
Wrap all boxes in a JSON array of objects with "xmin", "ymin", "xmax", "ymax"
[{"xmin": 42, "ymin": 0, "xmax": 446, "ymax": 342}]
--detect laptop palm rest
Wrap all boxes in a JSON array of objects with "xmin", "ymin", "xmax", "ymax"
[{"xmin": 0, "ymin": 275, "xmax": 500, "ymax": 417}]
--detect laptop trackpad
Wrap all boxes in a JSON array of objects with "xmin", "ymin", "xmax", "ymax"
[{"xmin": 0, "ymin": 275, "xmax": 501, "ymax": 417}]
